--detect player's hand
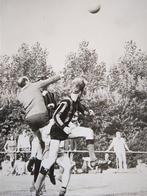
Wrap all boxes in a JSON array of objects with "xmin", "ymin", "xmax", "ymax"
[{"xmin": 63, "ymin": 126, "xmax": 71, "ymax": 135}]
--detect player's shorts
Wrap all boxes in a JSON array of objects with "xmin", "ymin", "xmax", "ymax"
[
  {"xmin": 50, "ymin": 124, "xmax": 68, "ymax": 141},
  {"xmin": 26, "ymin": 112, "xmax": 49, "ymax": 132}
]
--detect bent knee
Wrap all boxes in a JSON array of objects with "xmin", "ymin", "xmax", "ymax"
[{"xmin": 85, "ymin": 128, "xmax": 94, "ymax": 140}]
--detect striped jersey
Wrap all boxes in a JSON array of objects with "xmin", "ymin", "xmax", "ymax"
[
  {"xmin": 42, "ymin": 90, "xmax": 57, "ymax": 119},
  {"xmin": 53, "ymin": 97, "xmax": 86, "ymax": 129}
]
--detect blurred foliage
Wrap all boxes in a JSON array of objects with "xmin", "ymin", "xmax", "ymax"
[{"xmin": 0, "ymin": 40, "xmax": 147, "ymax": 167}]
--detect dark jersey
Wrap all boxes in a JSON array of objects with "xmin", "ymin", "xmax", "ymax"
[
  {"xmin": 53, "ymin": 97, "xmax": 86, "ymax": 129},
  {"xmin": 42, "ymin": 90, "xmax": 57, "ymax": 120}
]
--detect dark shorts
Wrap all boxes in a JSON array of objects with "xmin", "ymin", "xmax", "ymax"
[
  {"xmin": 26, "ymin": 113, "xmax": 49, "ymax": 132},
  {"xmin": 50, "ymin": 124, "xmax": 68, "ymax": 141}
]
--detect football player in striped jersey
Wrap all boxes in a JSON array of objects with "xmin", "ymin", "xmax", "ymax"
[{"xmin": 35, "ymin": 77, "xmax": 105, "ymax": 196}]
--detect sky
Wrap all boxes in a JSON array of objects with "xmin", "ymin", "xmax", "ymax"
[{"xmin": 0, "ymin": 0, "xmax": 147, "ymax": 72}]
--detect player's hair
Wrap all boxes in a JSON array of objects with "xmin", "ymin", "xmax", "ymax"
[
  {"xmin": 17, "ymin": 76, "xmax": 29, "ymax": 88},
  {"xmin": 71, "ymin": 77, "xmax": 86, "ymax": 94}
]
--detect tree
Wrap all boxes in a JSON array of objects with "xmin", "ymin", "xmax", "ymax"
[
  {"xmin": 109, "ymin": 40, "xmax": 147, "ymax": 95},
  {"xmin": 0, "ymin": 55, "xmax": 12, "ymax": 105},
  {"xmin": 104, "ymin": 41, "xmax": 147, "ymax": 157}
]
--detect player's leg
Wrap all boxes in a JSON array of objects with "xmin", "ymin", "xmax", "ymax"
[
  {"xmin": 40, "ymin": 119, "xmax": 57, "ymax": 185},
  {"xmin": 57, "ymin": 153, "xmax": 73, "ymax": 196},
  {"xmin": 68, "ymin": 126, "xmax": 97, "ymax": 163},
  {"xmin": 26, "ymin": 114, "xmax": 47, "ymax": 151},
  {"xmin": 42, "ymin": 145, "xmax": 56, "ymax": 185},
  {"xmin": 35, "ymin": 139, "xmax": 60, "ymax": 194},
  {"xmin": 27, "ymin": 135, "xmax": 42, "ymax": 192},
  {"xmin": 57, "ymin": 166, "xmax": 64, "ymax": 182},
  {"xmin": 34, "ymin": 159, "xmax": 41, "ymax": 182},
  {"xmin": 82, "ymin": 160, "xmax": 88, "ymax": 173},
  {"xmin": 34, "ymin": 139, "xmax": 43, "ymax": 183},
  {"xmin": 68, "ymin": 126, "xmax": 108, "ymax": 167},
  {"xmin": 39, "ymin": 119, "xmax": 54, "ymax": 137}
]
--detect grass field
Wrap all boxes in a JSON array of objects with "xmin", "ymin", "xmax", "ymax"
[{"xmin": 0, "ymin": 168, "xmax": 147, "ymax": 196}]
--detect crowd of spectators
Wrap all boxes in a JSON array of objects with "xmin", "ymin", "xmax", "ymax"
[
  {"xmin": 1, "ymin": 128, "xmax": 147, "ymax": 176},
  {"xmin": 0, "ymin": 128, "xmax": 31, "ymax": 176}
]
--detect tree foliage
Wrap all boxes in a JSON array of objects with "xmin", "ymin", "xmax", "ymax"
[{"xmin": 109, "ymin": 40, "xmax": 147, "ymax": 95}]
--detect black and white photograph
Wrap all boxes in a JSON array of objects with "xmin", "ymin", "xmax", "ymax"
[{"xmin": 0, "ymin": 0, "xmax": 147, "ymax": 195}]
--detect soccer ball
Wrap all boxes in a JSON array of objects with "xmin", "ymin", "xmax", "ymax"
[{"xmin": 88, "ymin": 0, "xmax": 101, "ymax": 14}]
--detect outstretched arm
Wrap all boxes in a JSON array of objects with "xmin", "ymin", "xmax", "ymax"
[{"xmin": 35, "ymin": 75, "xmax": 61, "ymax": 89}]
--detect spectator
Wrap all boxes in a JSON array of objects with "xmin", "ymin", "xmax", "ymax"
[
  {"xmin": 136, "ymin": 159, "xmax": 147, "ymax": 173},
  {"xmin": 13, "ymin": 154, "xmax": 26, "ymax": 175},
  {"xmin": 17, "ymin": 129, "xmax": 30, "ymax": 152},
  {"xmin": 82, "ymin": 156, "xmax": 93, "ymax": 173},
  {"xmin": 4, "ymin": 134, "xmax": 16, "ymax": 165},
  {"xmin": 96, "ymin": 153, "xmax": 112, "ymax": 173},
  {"xmin": 1, "ymin": 155, "xmax": 13, "ymax": 176},
  {"xmin": 106, "ymin": 131, "xmax": 131, "ymax": 171}
]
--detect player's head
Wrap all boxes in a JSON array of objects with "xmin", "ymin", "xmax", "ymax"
[
  {"xmin": 17, "ymin": 76, "xmax": 29, "ymax": 88},
  {"xmin": 72, "ymin": 77, "xmax": 86, "ymax": 93},
  {"xmin": 71, "ymin": 77, "xmax": 86, "ymax": 101}
]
